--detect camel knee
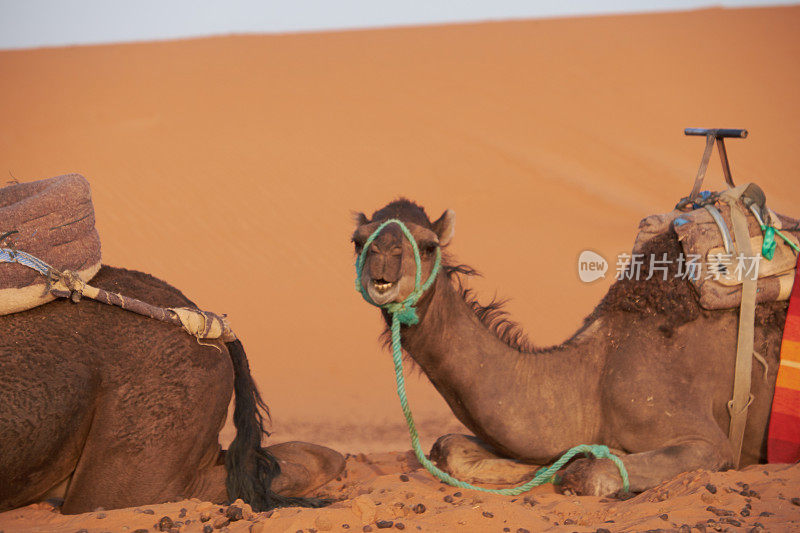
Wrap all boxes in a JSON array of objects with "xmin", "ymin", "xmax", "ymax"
[
  {"xmin": 430, "ymin": 434, "xmax": 539, "ymax": 485},
  {"xmin": 263, "ymin": 441, "xmax": 345, "ymax": 497}
]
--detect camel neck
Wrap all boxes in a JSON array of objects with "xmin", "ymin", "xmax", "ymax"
[{"xmin": 395, "ymin": 273, "xmax": 605, "ymax": 460}]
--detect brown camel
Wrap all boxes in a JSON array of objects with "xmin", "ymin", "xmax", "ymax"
[
  {"xmin": 352, "ymin": 198, "xmax": 794, "ymax": 496},
  {"xmin": 0, "ymin": 265, "xmax": 344, "ymax": 514}
]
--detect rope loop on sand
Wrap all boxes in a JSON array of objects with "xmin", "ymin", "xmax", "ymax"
[{"xmin": 355, "ymin": 219, "xmax": 630, "ymax": 495}]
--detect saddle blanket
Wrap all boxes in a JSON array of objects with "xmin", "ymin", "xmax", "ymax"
[{"xmin": 768, "ymin": 253, "xmax": 800, "ymax": 463}]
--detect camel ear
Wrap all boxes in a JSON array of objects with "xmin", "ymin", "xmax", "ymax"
[
  {"xmin": 432, "ymin": 209, "xmax": 456, "ymax": 246},
  {"xmin": 353, "ymin": 212, "xmax": 369, "ymax": 227}
]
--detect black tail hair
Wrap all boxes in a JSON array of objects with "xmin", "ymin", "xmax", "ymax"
[{"xmin": 224, "ymin": 339, "xmax": 326, "ymax": 511}]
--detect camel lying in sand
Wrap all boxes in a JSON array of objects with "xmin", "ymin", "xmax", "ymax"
[
  {"xmin": 0, "ymin": 266, "xmax": 344, "ymax": 514},
  {"xmin": 352, "ymin": 199, "xmax": 792, "ymax": 496}
]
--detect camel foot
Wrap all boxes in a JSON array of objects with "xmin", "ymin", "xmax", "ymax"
[
  {"xmin": 429, "ymin": 434, "xmax": 541, "ymax": 485},
  {"xmin": 560, "ymin": 457, "xmax": 624, "ymax": 497},
  {"xmin": 265, "ymin": 441, "xmax": 345, "ymax": 497}
]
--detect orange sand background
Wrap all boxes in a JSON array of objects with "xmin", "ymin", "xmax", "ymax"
[{"xmin": 1, "ymin": 6, "xmax": 799, "ymax": 453}]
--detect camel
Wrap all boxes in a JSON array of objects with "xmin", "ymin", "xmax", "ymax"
[
  {"xmin": 0, "ymin": 265, "xmax": 344, "ymax": 514},
  {"xmin": 352, "ymin": 198, "xmax": 795, "ymax": 497}
]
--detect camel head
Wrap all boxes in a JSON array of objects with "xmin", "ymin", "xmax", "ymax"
[{"xmin": 352, "ymin": 199, "xmax": 455, "ymax": 306}]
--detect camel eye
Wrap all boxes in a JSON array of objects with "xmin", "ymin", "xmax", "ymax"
[
  {"xmin": 352, "ymin": 237, "xmax": 365, "ymax": 254},
  {"xmin": 420, "ymin": 241, "xmax": 438, "ymax": 257}
]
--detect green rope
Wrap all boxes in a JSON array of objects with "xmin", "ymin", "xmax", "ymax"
[
  {"xmin": 759, "ymin": 224, "xmax": 800, "ymax": 260},
  {"xmin": 355, "ymin": 219, "xmax": 630, "ymax": 494}
]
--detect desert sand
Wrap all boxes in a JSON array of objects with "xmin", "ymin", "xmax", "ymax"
[{"xmin": 1, "ymin": 5, "xmax": 800, "ymax": 531}]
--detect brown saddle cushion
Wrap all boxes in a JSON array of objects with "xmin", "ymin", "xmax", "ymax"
[
  {"xmin": 632, "ymin": 185, "xmax": 799, "ymax": 310},
  {"xmin": 0, "ymin": 174, "xmax": 101, "ymax": 314}
]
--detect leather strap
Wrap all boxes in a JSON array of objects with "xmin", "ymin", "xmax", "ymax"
[{"xmin": 720, "ymin": 187, "xmax": 758, "ymax": 467}]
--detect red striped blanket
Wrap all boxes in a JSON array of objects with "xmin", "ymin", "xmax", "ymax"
[{"xmin": 768, "ymin": 254, "xmax": 800, "ymax": 463}]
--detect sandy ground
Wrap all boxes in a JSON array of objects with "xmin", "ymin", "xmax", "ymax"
[
  {"xmin": 2, "ymin": 454, "xmax": 800, "ymax": 532},
  {"xmin": 2, "ymin": 5, "xmax": 800, "ymax": 532}
]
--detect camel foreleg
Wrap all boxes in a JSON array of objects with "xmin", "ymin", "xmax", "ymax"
[
  {"xmin": 560, "ymin": 436, "xmax": 733, "ymax": 497},
  {"xmin": 429, "ymin": 434, "xmax": 542, "ymax": 485}
]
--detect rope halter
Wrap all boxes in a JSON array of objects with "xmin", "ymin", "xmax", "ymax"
[{"xmin": 354, "ymin": 218, "xmax": 441, "ymax": 325}]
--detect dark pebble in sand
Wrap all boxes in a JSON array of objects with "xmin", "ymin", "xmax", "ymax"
[
  {"xmin": 503, "ymin": 529, "xmax": 511, "ymax": 532},
  {"xmin": 395, "ymin": 523, "xmax": 405, "ymax": 530},
  {"xmin": 563, "ymin": 518, "xmax": 575, "ymax": 525},
  {"xmin": 443, "ymin": 495, "xmax": 454, "ymax": 503},
  {"xmin": 721, "ymin": 518, "xmax": 742, "ymax": 527},
  {"xmin": 157, "ymin": 516, "xmax": 174, "ymax": 531},
  {"xmin": 133, "ymin": 530, "xmax": 149, "ymax": 533},
  {"xmin": 376, "ymin": 521, "xmax": 393, "ymax": 529},
  {"xmin": 342, "ymin": 525, "xmax": 350, "ymax": 529},
  {"xmin": 759, "ymin": 511, "xmax": 773, "ymax": 516},
  {"xmin": 95, "ymin": 512, "xmax": 107, "ymax": 519},
  {"xmin": 453, "ymin": 492, "xmax": 462, "ymax": 498},
  {"xmin": 202, "ymin": 526, "xmax": 213, "ymax": 533},
  {"xmin": 522, "ymin": 496, "xmax": 537, "ymax": 506},
  {"xmin": 792, "ymin": 497, "xmax": 800, "ymax": 506},
  {"xmin": 659, "ymin": 514, "xmax": 668, "ymax": 520},
  {"xmin": 226, "ymin": 505, "xmax": 244, "ymax": 521},
  {"xmin": 705, "ymin": 484, "xmax": 717, "ymax": 494},
  {"xmin": 596, "ymin": 529, "xmax": 612, "ymax": 533},
  {"xmin": 399, "ymin": 474, "xmax": 409, "ymax": 482},
  {"xmin": 740, "ymin": 508, "xmax": 750, "ymax": 517},
  {"xmin": 482, "ymin": 511, "xmax": 493, "ymax": 518},
  {"xmin": 516, "ymin": 528, "xmax": 531, "ymax": 533},
  {"xmin": 706, "ymin": 506, "xmax": 734, "ymax": 517},
  {"xmin": 412, "ymin": 504, "xmax": 426, "ymax": 514},
  {"xmin": 362, "ymin": 526, "xmax": 373, "ymax": 532},
  {"xmin": 179, "ymin": 508, "xmax": 187, "ymax": 518}
]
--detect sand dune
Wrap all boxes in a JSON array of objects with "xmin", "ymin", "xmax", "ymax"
[{"xmin": 1, "ymin": 5, "xmax": 800, "ymax": 530}]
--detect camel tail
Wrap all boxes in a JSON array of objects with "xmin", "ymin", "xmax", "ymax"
[{"xmin": 224, "ymin": 339, "xmax": 325, "ymax": 511}]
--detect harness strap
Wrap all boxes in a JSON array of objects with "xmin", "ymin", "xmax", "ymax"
[
  {"xmin": 719, "ymin": 189, "xmax": 758, "ymax": 468},
  {"xmin": 2, "ymin": 248, "xmax": 236, "ymax": 342}
]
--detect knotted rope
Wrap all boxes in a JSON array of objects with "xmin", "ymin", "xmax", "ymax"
[
  {"xmin": 355, "ymin": 219, "xmax": 630, "ymax": 495},
  {"xmin": 1, "ymin": 247, "xmax": 236, "ymax": 342}
]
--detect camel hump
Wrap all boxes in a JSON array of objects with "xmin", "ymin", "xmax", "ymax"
[{"xmin": 0, "ymin": 174, "xmax": 102, "ymax": 315}]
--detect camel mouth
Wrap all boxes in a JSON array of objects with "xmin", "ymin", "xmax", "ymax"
[
  {"xmin": 367, "ymin": 278, "xmax": 400, "ymax": 305},
  {"xmin": 372, "ymin": 279, "xmax": 395, "ymax": 293}
]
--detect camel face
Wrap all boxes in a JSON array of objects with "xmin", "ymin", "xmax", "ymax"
[{"xmin": 353, "ymin": 199, "xmax": 455, "ymax": 305}]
